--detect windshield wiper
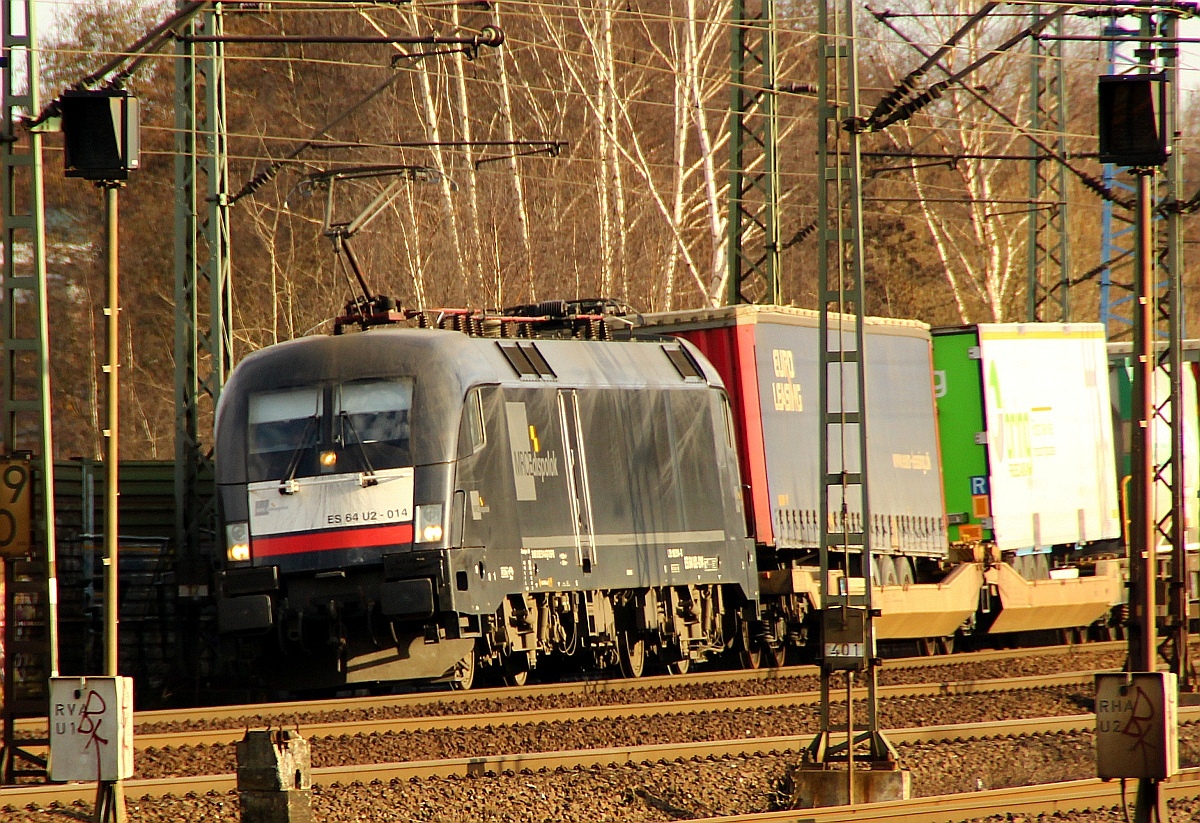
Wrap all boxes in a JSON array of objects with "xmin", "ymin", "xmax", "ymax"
[
  {"xmin": 339, "ymin": 411, "xmax": 378, "ymax": 486},
  {"xmin": 279, "ymin": 415, "xmax": 319, "ymax": 494}
]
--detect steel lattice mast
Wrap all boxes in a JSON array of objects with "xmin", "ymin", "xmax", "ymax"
[
  {"xmin": 726, "ymin": 0, "xmax": 780, "ymax": 305},
  {"xmin": 174, "ymin": 2, "xmax": 230, "ymax": 616},
  {"xmin": 1, "ymin": 0, "xmax": 58, "ymax": 783},
  {"xmin": 1026, "ymin": 8, "xmax": 1070, "ymax": 322},
  {"xmin": 1100, "ymin": 11, "xmax": 1191, "ymax": 695},
  {"xmin": 807, "ymin": 0, "xmax": 894, "ymax": 775},
  {"xmin": 1147, "ymin": 11, "xmax": 1190, "ymax": 695}
]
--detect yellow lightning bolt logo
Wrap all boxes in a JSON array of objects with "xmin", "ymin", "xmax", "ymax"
[{"xmin": 528, "ymin": 425, "xmax": 540, "ymax": 453}]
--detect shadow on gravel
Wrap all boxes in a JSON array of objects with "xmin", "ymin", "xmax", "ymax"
[
  {"xmin": 634, "ymin": 788, "xmax": 701, "ymax": 820},
  {"xmin": 1066, "ymin": 691, "xmax": 1095, "ymax": 713}
]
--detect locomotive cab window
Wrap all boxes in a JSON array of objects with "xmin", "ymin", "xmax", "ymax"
[
  {"xmin": 246, "ymin": 378, "xmax": 413, "ymax": 482},
  {"xmin": 335, "ymin": 378, "xmax": 414, "ymax": 468},
  {"xmin": 248, "ymin": 387, "xmax": 322, "ymax": 481}
]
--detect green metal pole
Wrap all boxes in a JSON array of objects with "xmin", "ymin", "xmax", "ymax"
[{"xmin": 103, "ymin": 183, "xmax": 120, "ymax": 680}]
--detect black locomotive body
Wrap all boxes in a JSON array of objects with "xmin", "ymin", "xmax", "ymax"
[{"xmin": 213, "ymin": 326, "xmax": 758, "ymax": 688}]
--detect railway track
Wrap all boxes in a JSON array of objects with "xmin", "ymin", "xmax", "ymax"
[
  {"xmin": 3, "ymin": 642, "xmax": 1149, "ymax": 821},
  {"xmin": 4, "ymin": 710, "xmax": 1198, "ymax": 816},
  {"xmin": 118, "ymin": 669, "xmax": 1104, "ymax": 749},
  {"xmin": 700, "ymin": 770, "xmax": 1200, "ymax": 823},
  {"xmin": 12, "ymin": 640, "xmax": 1126, "ymax": 738}
]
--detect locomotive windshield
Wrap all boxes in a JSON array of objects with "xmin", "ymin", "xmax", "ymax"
[{"xmin": 246, "ymin": 378, "xmax": 414, "ymax": 482}]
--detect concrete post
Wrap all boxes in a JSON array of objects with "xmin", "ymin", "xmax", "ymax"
[{"xmin": 236, "ymin": 730, "xmax": 312, "ymax": 823}]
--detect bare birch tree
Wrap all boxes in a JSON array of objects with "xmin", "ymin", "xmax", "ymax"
[{"xmin": 491, "ymin": 2, "xmax": 538, "ymax": 304}]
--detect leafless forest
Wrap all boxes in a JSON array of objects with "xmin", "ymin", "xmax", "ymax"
[{"xmin": 34, "ymin": 0, "xmax": 1200, "ymax": 460}]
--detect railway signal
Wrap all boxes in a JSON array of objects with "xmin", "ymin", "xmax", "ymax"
[
  {"xmin": 1097, "ymin": 70, "xmax": 1173, "ymax": 823},
  {"xmin": 59, "ymin": 86, "xmax": 141, "ymax": 823}
]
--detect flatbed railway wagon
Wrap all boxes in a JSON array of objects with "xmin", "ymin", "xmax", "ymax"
[
  {"xmin": 212, "ymin": 321, "xmax": 759, "ymax": 688},
  {"xmin": 638, "ymin": 308, "xmax": 1122, "ymax": 655}
]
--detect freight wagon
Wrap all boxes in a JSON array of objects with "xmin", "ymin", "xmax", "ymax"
[
  {"xmin": 639, "ymin": 309, "xmax": 1122, "ymax": 656},
  {"xmin": 1107, "ymin": 340, "xmax": 1200, "ymax": 554}
]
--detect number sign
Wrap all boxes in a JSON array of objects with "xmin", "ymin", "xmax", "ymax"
[{"xmin": 0, "ymin": 458, "xmax": 33, "ymax": 558}]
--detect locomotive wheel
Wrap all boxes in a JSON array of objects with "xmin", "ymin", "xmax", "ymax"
[
  {"xmin": 739, "ymin": 644, "xmax": 763, "ymax": 670},
  {"xmin": 761, "ymin": 640, "xmax": 785, "ymax": 669},
  {"xmin": 760, "ymin": 617, "xmax": 787, "ymax": 669},
  {"xmin": 736, "ymin": 624, "xmax": 763, "ymax": 670},
  {"xmin": 502, "ymin": 667, "xmax": 529, "ymax": 687},
  {"xmin": 450, "ymin": 648, "xmax": 477, "ymax": 691},
  {"xmin": 668, "ymin": 655, "xmax": 691, "ymax": 675},
  {"xmin": 616, "ymin": 631, "xmax": 645, "ymax": 678},
  {"xmin": 501, "ymin": 651, "xmax": 530, "ymax": 687}
]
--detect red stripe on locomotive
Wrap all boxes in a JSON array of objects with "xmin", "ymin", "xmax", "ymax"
[{"xmin": 253, "ymin": 522, "xmax": 414, "ymax": 557}]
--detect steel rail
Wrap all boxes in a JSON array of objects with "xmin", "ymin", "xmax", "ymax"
[
  {"xmin": 4, "ymin": 710, "xmax": 1198, "ymax": 809},
  {"xmin": 128, "ymin": 668, "xmax": 1104, "ymax": 748},
  {"xmin": 13, "ymin": 641, "xmax": 1125, "ymax": 736},
  {"xmin": 693, "ymin": 770, "xmax": 1200, "ymax": 823},
  {"xmin": 14, "ymin": 668, "xmax": 1110, "ymax": 754}
]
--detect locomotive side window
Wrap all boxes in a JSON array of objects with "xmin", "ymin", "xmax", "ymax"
[
  {"xmin": 460, "ymin": 388, "xmax": 486, "ymax": 456},
  {"xmin": 664, "ymin": 345, "xmax": 705, "ymax": 382},
  {"xmin": 247, "ymin": 387, "xmax": 323, "ymax": 481},
  {"xmin": 721, "ymin": 396, "xmax": 736, "ymax": 449}
]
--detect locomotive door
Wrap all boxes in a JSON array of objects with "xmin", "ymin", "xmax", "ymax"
[{"xmin": 557, "ymin": 390, "xmax": 596, "ymax": 569}]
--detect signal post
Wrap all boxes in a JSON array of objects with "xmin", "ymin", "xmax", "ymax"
[
  {"xmin": 57, "ymin": 86, "xmax": 140, "ymax": 823},
  {"xmin": 1095, "ymin": 72, "xmax": 1178, "ymax": 823}
]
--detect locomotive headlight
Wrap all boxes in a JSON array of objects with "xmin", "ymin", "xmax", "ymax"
[
  {"xmin": 320, "ymin": 450, "xmax": 338, "ymax": 471},
  {"xmin": 225, "ymin": 521, "xmax": 251, "ymax": 563},
  {"xmin": 415, "ymin": 503, "xmax": 444, "ymax": 543}
]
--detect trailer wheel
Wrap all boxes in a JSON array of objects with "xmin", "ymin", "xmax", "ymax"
[{"xmin": 617, "ymin": 631, "xmax": 645, "ymax": 678}]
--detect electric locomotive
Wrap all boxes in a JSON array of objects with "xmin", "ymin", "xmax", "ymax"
[{"xmin": 213, "ymin": 304, "xmax": 759, "ymax": 689}]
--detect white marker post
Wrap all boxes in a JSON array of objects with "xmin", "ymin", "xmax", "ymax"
[
  {"xmin": 1095, "ymin": 672, "xmax": 1178, "ymax": 782},
  {"xmin": 48, "ymin": 677, "xmax": 134, "ymax": 785}
]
